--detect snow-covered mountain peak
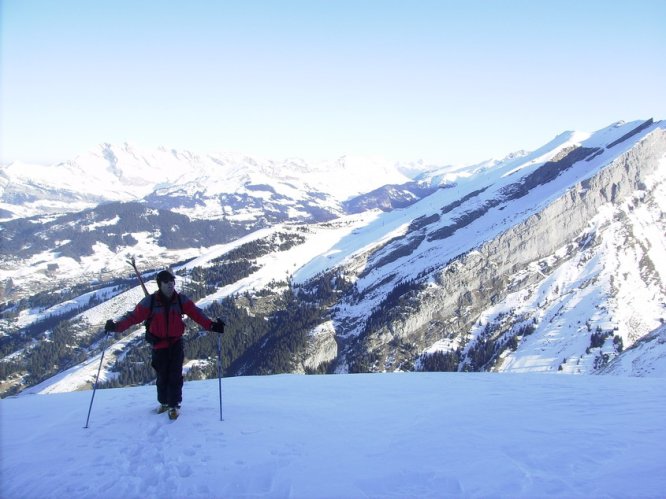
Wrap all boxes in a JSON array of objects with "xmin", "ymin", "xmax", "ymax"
[
  {"xmin": 0, "ymin": 145, "xmax": 441, "ymax": 221},
  {"xmin": 2, "ymin": 118, "xmax": 661, "ymax": 224},
  {"xmin": 82, "ymin": 144, "xmax": 433, "ymax": 196}
]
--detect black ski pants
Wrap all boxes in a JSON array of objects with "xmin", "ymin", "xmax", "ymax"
[{"xmin": 151, "ymin": 339, "xmax": 184, "ymax": 408}]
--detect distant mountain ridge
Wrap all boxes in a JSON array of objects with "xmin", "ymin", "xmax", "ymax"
[{"xmin": 0, "ymin": 144, "xmax": 445, "ymax": 222}]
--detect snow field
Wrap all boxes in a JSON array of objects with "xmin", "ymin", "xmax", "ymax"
[{"xmin": 2, "ymin": 372, "xmax": 665, "ymax": 498}]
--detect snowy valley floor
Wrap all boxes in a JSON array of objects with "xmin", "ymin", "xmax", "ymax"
[{"xmin": 2, "ymin": 372, "xmax": 665, "ymax": 498}]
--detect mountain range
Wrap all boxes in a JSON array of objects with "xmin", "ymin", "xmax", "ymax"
[
  {"xmin": 0, "ymin": 144, "xmax": 439, "ymax": 222},
  {"xmin": 1, "ymin": 117, "xmax": 664, "ymax": 396}
]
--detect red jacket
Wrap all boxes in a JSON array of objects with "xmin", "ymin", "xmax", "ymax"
[{"xmin": 115, "ymin": 291, "xmax": 213, "ymax": 349}]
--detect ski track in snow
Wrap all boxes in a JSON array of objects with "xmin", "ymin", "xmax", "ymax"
[{"xmin": 2, "ymin": 372, "xmax": 666, "ymax": 498}]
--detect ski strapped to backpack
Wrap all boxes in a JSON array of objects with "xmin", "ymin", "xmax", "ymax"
[{"xmin": 127, "ymin": 256, "xmax": 149, "ymax": 297}]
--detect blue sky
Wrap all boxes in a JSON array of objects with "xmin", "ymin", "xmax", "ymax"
[{"xmin": 1, "ymin": 0, "xmax": 665, "ymax": 165}]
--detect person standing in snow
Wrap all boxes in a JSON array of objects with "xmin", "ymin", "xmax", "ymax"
[{"xmin": 105, "ymin": 270, "xmax": 225, "ymax": 419}]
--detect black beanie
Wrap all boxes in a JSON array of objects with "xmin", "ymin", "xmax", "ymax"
[{"xmin": 156, "ymin": 270, "xmax": 175, "ymax": 283}]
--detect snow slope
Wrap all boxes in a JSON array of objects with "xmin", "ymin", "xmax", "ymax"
[
  {"xmin": 0, "ymin": 373, "xmax": 666, "ymax": 499},
  {"xmin": 2, "ymin": 372, "xmax": 665, "ymax": 499},
  {"xmin": 601, "ymin": 324, "xmax": 666, "ymax": 377}
]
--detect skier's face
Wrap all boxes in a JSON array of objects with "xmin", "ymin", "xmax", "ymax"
[{"xmin": 159, "ymin": 278, "xmax": 175, "ymax": 297}]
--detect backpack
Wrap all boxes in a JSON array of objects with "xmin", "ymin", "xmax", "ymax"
[{"xmin": 144, "ymin": 292, "xmax": 184, "ymax": 345}]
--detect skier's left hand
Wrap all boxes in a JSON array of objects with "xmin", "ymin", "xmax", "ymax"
[
  {"xmin": 210, "ymin": 319, "xmax": 225, "ymax": 334},
  {"xmin": 105, "ymin": 319, "xmax": 117, "ymax": 332}
]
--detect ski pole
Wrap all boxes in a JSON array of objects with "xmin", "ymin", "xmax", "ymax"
[
  {"xmin": 84, "ymin": 332, "xmax": 110, "ymax": 429},
  {"xmin": 216, "ymin": 320, "xmax": 224, "ymax": 421}
]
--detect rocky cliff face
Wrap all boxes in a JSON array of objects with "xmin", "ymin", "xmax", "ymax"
[{"xmin": 333, "ymin": 127, "xmax": 666, "ymax": 373}]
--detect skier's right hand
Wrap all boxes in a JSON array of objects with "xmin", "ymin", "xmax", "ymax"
[{"xmin": 105, "ymin": 319, "xmax": 117, "ymax": 333}]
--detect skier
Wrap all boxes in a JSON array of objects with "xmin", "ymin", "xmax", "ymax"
[{"xmin": 105, "ymin": 270, "xmax": 225, "ymax": 419}]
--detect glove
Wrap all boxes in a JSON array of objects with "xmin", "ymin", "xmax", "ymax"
[
  {"xmin": 210, "ymin": 319, "xmax": 225, "ymax": 334},
  {"xmin": 105, "ymin": 319, "xmax": 117, "ymax": 333}
]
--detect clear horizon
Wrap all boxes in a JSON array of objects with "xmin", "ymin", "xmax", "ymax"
[{"xmin": 1, "ymin": 0, "xmax": 665, "ymax": 165}]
